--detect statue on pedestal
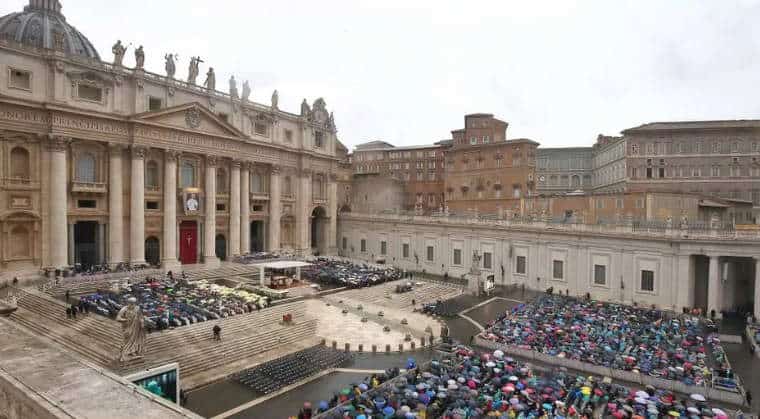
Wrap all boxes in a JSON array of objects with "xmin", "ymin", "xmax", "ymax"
[
  {"xmin": 164, "ymin": 53, "xmax": 176, "ymax": 78},
  {"xmin": 204, "ymin": 67, "xmax": 216, "ymax": 91},
  {"xmin": 470, "ymin": 251, "xmax": 482, "ymax": 275},
  {"xmin": 666, "ymin": 216, "xmax": 673, "ymax": 229},
  {"xmin": 300, "ymin": 98, "xmax": 311, "ymax": 117},
  {"xmin": 680, "ymin": 212, "xmax": 689, "ymax": 230},
  {"xmin": 112, "ymin": 40, "xmax": 127, "ymax": 67},
  {"xmin": 115, "ymin": 297, "xmax": 146, "ymax": 362},
  {"xmin": 271, "ymin": 89, "xmax": 279, "ymax": 110},
  {"xmin": 134, "ymin": 45, "xmax": 145, "ymax": 69},
  {"xmin": 188, "ymin": 56, "xmax": 204, "ymax": 84},
  {"xmin": 229, "ymin": 75, "xmax": 238, "ymax": 98},
  {"xmin": 241, "ymin": 81, "xmax": 251, "ymax": 102}
]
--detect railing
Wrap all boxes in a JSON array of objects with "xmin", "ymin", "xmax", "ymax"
[
  {"xmin": 340, "ymin": 212, "xmax": 760, "ymax": 241},
  {"xmin": 2, "ymin": 177, "xmax": 40, "ymax": 188},
  {"xmin": 71, "ymin": 181, "xmax": 107, "ymax": 193}
]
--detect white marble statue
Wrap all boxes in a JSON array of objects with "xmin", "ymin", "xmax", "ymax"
[
  {"xmin": 204, "ymin": 67, "xmax": 216, "ymax": 91},
  {"xmin": 164, "ymin": 53, "xmax": 176, "ymax": 78},
  {"xmin": 229, "ymin": 75, "xmax": 238, "ymax": 98},
  {"xmin": 271, "ymin": 89, "xmax": 279, "ymax": 109},
  {"xmin": 188, "ymin": 56, "xmax": 203, "ymax": 84},
  {"xmin": 112, "ymin": 40, "xmax": 127, "ymax": 67},
  {"xmin": 134, "ymin": 45, "xmax": 145, "ymax": 69},
  {"xmin": 115, "ymin": 297, "xmax": 146, "ymax": 362},
  {"xmin": 241, "ymin": 81, "xmax": 251, "ymax": 102}
]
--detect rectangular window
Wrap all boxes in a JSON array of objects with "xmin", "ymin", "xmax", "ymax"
[
  {"xmin": 77, "ymin": 199, "xmax": 96, "ymax": 209},
  {"xmin": 594, "ymin": 264, "xmax": 606, "ymax": 285},
  {"xmin": 360, "ymin": 239, "xmax": 367, "ymax": 253},
  {"xmin": 402, "ymin": 243, "xmax": 410, "ymax": 258},
  {"xmin": 483, "ymin": 135, "xmax": 490, "ymax": 144},
  {"xmin": 616, "ymin": 199, "xmax": 624, "ymax": 209},
  {"xmin": 635, "ymin": 199, "xmax": 644, "ymax": 209},
  {"xmin": 148, "ymin": 96, "xmax": 163, "ymax": 111},
  {"xmin": 646, "ymin": 167, "xmax": 653, "ymax": 179},
  {"xmin": 640, "ymin": 270, "xmax": 655, "ymax": 292},
  {"xmin": 711, "ymin": 166, "xmax": 720, "ymax": 177},
  {"xmin": 77, "ymin": 84, "xmax": 103, "ymax": 102},
  {"xmin": 453, "ymin": 249, "xmax": 462, "ymax": 265},
  {"xmin": 631, "ymin": 144, "xmax": 639, "ymax": 155},
  {"xmin": 428, "ymin": 171, "xmax": 436, "ymax": 181},
  {"xmin": 284, "ymin": 129, "xmax": 293, "ymax": 143},
  {"xmin": 146, "ymin": 201, "xmax": 159, "ymax": 210},
  {"xmin": 416, "ymin": 171, "xmax": 423, "ymax": 181},
  {"xmin": 252, "ymin": 204, "xmax": 264, "ymax": 212},
  {"xmin": 426, "ymin": 245, "xmax": 434, "ymax": 262},
  {"xmin": 596, "ymin": 199, "xmax": 604, "ymax": 209},
  {"xmin": 9, "ymin": 68, "xmax": 32, "ymax": 90},
  {"xmin": 380, "ymin": 241, "xmax": 387, "ymax": 255},
  {"xmin": 215, "ymin": 203, "xmax": 226, "ymax": 211},
  {"xmin": 470, "ymin": 137, "xmax": 477, "ymax": 145},
  {"xmin": 342, "ymin": 237, "xmax": 347, "ymax": 250},
  {"xmin": 314, "ymin": 131, "xmax": 324, "ymax": 148},
  {"xmin": 483, "ymin": 252, "xmax": 492, "ymax": 269},
  {"xmin": 553, "ymin": 260, "xmax": 564, "ymax": 280},
  {"xmin": 254, "ymin": 123, "xmax": 268, "ymax": 136},
  {"xmin": 516, "ymin": 256, "xmax": 526, "ymax": 274},
  {"xmin": 658, "ymin": 167, "xmax": 665, "ymax": 178}
]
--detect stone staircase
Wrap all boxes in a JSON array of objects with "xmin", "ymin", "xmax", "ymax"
[
  {"xmin": 328, "ymin": 280, "xmax": 463, "ymax": 310},
  {"xmin": 8, "ymin": 288, "xmax": 318, "ymax": 389}
]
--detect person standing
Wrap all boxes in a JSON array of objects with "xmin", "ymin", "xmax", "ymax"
[
  {"xmin": 65, "ymin": 290, "xmax": 70, "ymax": 303},
  {"xmin": 71, "ymin": 305, "xmax": 77, "ymax": 319},
  {"xmin": 213, "ymin": 324, "xmax": 221, "ymax": 341}
]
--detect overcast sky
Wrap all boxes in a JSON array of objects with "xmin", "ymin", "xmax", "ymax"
[{"xmin": 9, "ymin": 0, "xmax": 760, "ymax": 149}]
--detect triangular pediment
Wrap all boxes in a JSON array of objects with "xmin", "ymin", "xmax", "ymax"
[{"xmin": 132, "ymin": 102, "xmax": 244, "ymax": 138}]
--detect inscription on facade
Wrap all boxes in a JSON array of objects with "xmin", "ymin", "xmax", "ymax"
[
  {"xmin": 52, "ymin": 114, "xmax": 129, "ymax": 135},
  {"xmin": 135, "ymin": 125, "xmax": 242, "ymax": 152},
  {"xmin": 0, "ymin": 108, "xmax": 50, "ymax": 125}
]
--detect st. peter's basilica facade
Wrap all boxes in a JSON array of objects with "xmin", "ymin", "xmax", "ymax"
[{"xmin": 0, "ymin": 0, "xmax": 344, "ymax": 272}]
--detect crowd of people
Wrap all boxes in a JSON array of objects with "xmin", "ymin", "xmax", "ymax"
[
  {"xmin": 302, "ymin": 259, "xmax": 401, "ymax": 288},
  {"xmin": 478, "ymin": 295, "xmax": 733, "ymax": 389},
  {"xmin": 295, "ymin": 345, "xmax": 739, "ymax": 419},
  {"xmin": 79, "ymin": 274, "xmax": 270, "ymax": 331}
]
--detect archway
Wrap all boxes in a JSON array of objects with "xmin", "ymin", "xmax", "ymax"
[
  {"xmin": 310, "ymin": 206, "xmax": 328, "ymax": 255},
  {"xmin": 215, "ymin": 234, "xmax": 227, "ymax": 261},
  {"xmin": 145, "ymin": 236, "xmax": 160, "ymax": 266}
]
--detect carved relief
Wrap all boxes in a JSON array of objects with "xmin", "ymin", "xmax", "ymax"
[
  {"xmin": 46, "ymin": 135, "xmax": 70, "ymax": 152},
  {"xmin": 185, "ymin": 107, "xmax": 202, "ymax": 129},
  {"xmin": 131, "ymin": 146, "xmax": 148, "ymax": 159}
]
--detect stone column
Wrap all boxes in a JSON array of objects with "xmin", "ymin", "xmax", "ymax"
[
  {"xmin": 754, "ymin": 258, "xmax": 760, "ymax": 321},
  {"xmin": 297, "ymin": 169, "xmax": 312, "ymax": 253},
  {"xmin": 48, "ymin": 136, "xmax": 69, "ymax": 268},
  {"xmin": 229, "ymin": 161, "xmax": 241, "ymax": 256},
  {"xmin": 162, "ymin": 151, "xmax": 180, "ymax": 271},
  {"xmin": 97, "ymin": 223, "xmax": 105, "ymax": 265},
  {"xmin": 240, "ymin": 163, "xmax": 250, "ymax": 254},
  {"xmin": 129, "ymin": 146, "xmax": 146, "ymax": 265},
  {"xmin": 204, "ymin": 157, "xmax": 220, "ymax": 267},
  {"xmin": 108, "ymin": 145, "xmax": 124, "ymax": 265},
  {"xmin": 675, "ymin": 254, "xmax": 692, "ymax": 311},
  {"xmin": 707, "ymin": 255, "xmax": 721, "ymax": 318},
  {"xmin": 268, "ymin": 165, "xmax": 281, "ymax": 251},
  {"xmin": 327, "ymin": 174, "xmax": 338, "ymax": 253}
]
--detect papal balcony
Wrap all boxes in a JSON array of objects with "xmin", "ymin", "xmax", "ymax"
[
  {"xmin": 250, "ymin": 191, "xmax": 270, "ymax": 201},
  {"xmin": 71, "ymin": 181, "xmax": 107, "ymax": 194},
  {"xmin": 2, "ymin": 177, "xmax": 40, "ymax": 190}
]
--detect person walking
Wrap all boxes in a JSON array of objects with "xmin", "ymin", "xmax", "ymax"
[
  {"xmin": 212, "ymin": 324, "xmax": 221, "ymax": 341},
  {"xmin": 71, "ymin": 305, "xmax": 77, "ymax": 319},
  {"xmin": 66, "ymin": 306, "xmax": 72, "ymax": 319},
  {"xmin": 746, "ymin": 390, "xmax": 753, "ymax": 407}
]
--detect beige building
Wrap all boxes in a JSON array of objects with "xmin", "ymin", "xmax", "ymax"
[{"xmin": 0, "ymin": 0, "xmax": 344, "ymax": 271}]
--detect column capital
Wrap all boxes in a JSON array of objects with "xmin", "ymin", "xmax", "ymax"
[
  {"xmin": 108, "ymin": 143, "xmax": 127, "ymax": 154},
  {"xmin": 165, "ymin": 149, "xmax": 181, "ymax": 162},
  {"xmin": 131, "ymin": 145, "xmax": 148, "ymax": 159},
  {"xmin": 271, "ymin": 165, "xmax": 281, "ymax": 175},
  {"xmin": 231, "ymin": 160, "xmax": 242, "ymax": 169},
  {"xmin": 300, "ymin": 168, "xmax": 312, "ymax": 179},
  {"xmin": 46, "ymin": 135, "xmax": 70, "ymax": 152},
  {"xmin": 206, "ymin": 156, "xmax": 219, "ymax": 167}
]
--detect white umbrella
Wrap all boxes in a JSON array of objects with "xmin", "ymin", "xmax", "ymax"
[{"xmin": 690, "ymin": 394, "xmax": 706, "ymax": 402}]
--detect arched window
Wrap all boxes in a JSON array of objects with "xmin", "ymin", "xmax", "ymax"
[
  {"xmin": 10, "ymin": 147, "xmax": 30, "ymax": 180},
  {"xmin": 216, "ymin": 168, "xmax": 227, "ymax": 193},
  {"xmin": 145, "ymin": 160, "xmax": 159, "ymax": 188},
  {"xmin": 10, "ymin": 225, "xmax": 30, "ymax": 258},
  {"xmin": 571, "ymin": 175, "xmax": 581, "ymax": 188},
  {"xmin": 76, "ymin": 152, "xmax": 96, "ymax": 183},
  {"xmin": 180, "ymin": 161, "xmax": 195, "ymax": 188}
]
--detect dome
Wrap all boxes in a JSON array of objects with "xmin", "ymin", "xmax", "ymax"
[{"xmin": 0, "ymin": 0, "xmax": 100, "ymax": 60}]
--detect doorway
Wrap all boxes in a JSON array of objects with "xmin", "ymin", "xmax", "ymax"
[
  {"xmin": 179, "ymin": 221, "xmax": 198, "ymax": 264},
  {"xmin": 310, "ymin": 206, "xmax": 327, "ymax": 254},
  {"xmin": 74, "ymin": 221, "xmax": 98, "ymax": 268},
  {"xmin": 215, "ymin": 234, "xmax": 227, "ymax": 261},
  {"xmin": 145, "ymin": 236, "xmax": 160, "ymax": 266},
  {"xmin": 250, "ymin": 221, "xmax": 265, "ymax": 252}
]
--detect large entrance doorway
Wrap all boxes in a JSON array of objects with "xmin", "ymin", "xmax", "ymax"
[
  {"xmin": 145, "ymin": 236, "xmax": 160, "ymax": 266},
  {"xmin": 73, "ymin": 221, "xmax": 98, "ymax": 269},
  {"xmin": 250, "ymin": 221, "xmax": 265, "ymax": 252},
  {"xmin": 215, "ymin": 234, "xmax": 227, "ymax": 261},
  {"xmin": 179, "ymin": 221, "xmax": 198, "ymax": 264},
  {"xmin": 310, "ymin": 206, "xmax": 327, "ymax": 255}
]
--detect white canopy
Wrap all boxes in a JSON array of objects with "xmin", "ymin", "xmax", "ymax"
[{"xmin": 259, "ymin": 261, "xmax": 312, "ymax": 270}]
